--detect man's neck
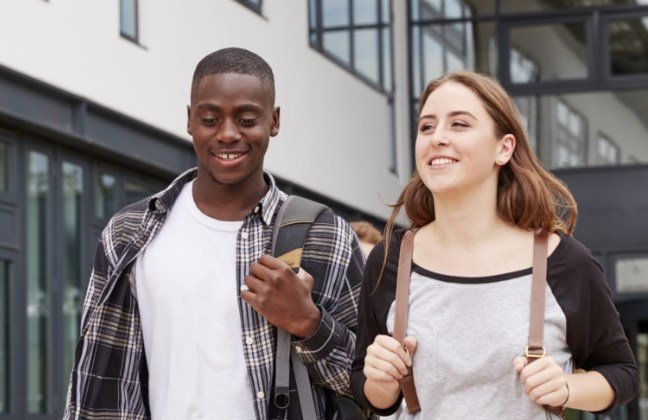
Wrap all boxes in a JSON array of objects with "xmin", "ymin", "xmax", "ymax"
[{"xmin": 192, "ymin": 173, "xmax": 269, "ymax": 221}]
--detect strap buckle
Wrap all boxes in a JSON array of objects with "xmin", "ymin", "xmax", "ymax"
[{"xmin": 525, "ymin": 345, "xmax": 546, "ymax": 358}]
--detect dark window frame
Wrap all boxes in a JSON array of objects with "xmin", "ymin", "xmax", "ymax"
[
  {"xmin": 309, "ymin": 0, "xmax": 394, "ymax": 95},
  {"xmin": 235, "ymin": 0, "xmax": 263, "ymax": 15}
]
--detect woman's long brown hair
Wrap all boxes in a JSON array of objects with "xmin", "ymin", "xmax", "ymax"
[{"xmin": 378, "ymin": 71, "xmax": 577, "ymax": 287}]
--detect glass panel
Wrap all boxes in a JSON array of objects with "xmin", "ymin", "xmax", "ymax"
[
  {"xmin": 609, "ymin": 16, "xmax": 648, "ymax": 76},
  {"xmin": 510, "ymin": 22, "xmax": 588, "ymax": 82},
  {"xmin": 504, "ymin": 0, "xmax": 640, "ymax": 13},
  {"xmin": 119, "ymin": 0, "xmax": 137, "ymax": 39},
  {"xmin": 354, "ymin": 0, "xmax": 378, "ymax": 25},
  {"xmin": 534, "ymin": 90, "xmax": 648, "ymax": 168},
  {"xmin": 309, "ymin": 0, "xmax": 317, "ymax": 28},
  {"xmin": 323, "ymin": 30, "xmax": 351, "ymax": 64},
  {"xmin": 410, "ymin": 0, "xmax": 495, "ymax": 19},
  {"xmin": 0, "ymin": 261, "xmax": 9, "ymax": 413},
  {"xmin": 514, "ymin": 95, "xmax": 539, "ymax": 152},
  {"xmin": 323, "ymin": 0, "xmax": 349, "ymax": 27},
  {"xmin": 354, "ymin": 29, "xmax": 380, "ymax": 84},
  {"xmin": 27, "ymin": 151, "xmax": 49, "ymax": 413},
  {"xmin": 381, "ymin": 0, "xmax": 390, "ymax": 23},
  {"xmin": 0, "ymin": 142, "xmax": 7, "ymax": 192},
  {"xmin": 638, "ymin": 333, "xmax": 648, "ymax": 420},
  {"xmin": 62, "ymin": 162, "xmax": 84, "ymax": 395},
  {"xmin": 382, "ymin": 27, "xmax": 392, "ymax": 91},
  {"xmin": 412, "ymin": 22, "xmax": 496, "ymax": 97},
  {"xmin": 597, "ymin": 133, "xmax": 620, "ymax": 165},
  {"xmin": 125, "ymin": 180, "xmax": 151, "ymax": 204},
  {"xmin": 616, "ymin": 256, "xmax": 648, "ymax": 293},
  {"xmin": 95, "ymin": 173, "xmax": 117, "ymax": 220}
]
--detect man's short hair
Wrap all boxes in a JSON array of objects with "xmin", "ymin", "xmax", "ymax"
[{"xmin": 191, "ymin": 47, "xmax": 275, "ymax": 103}]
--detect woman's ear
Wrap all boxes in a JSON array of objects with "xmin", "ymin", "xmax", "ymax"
[{"xmin": 496, "ymin": 134, "xmax": 516, "ymax": 166}]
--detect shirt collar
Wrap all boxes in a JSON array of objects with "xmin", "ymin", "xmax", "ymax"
[{"xmin": 147, "ymin": 168, "xmax": 284, "ymax": 226}]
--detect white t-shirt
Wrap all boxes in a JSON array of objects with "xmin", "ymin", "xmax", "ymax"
[{"xmin": 134, "ymin": 181, "xmax": 256, "ymax": 420}]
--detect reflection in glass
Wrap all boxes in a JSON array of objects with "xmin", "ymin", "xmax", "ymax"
[
  {"xmin": 411, "ymin": 0, "xmax": 495, "ymax": 19},
  {"xmin": 95, "ymin": 173, "xmax": 117, "ymax": 220},
  {"xmin": 597, "ymin": 133, "xmax": 620, "ymax": 165},
  {"xmin": 119, "ymin": 0, "xmax": 138, "ymax": 40},
  {"xmin": 323, "ymin": 31, "xmax": 351, "ymax": 65},
  {"xmin": 354, "ymin": 0, "xmax": 377, "ymax": 25},
  {"xmin": 510, "ymin": 23, "xmax": 588, "ymax": 82},
  {"xmin": 0, "ymin": 261, "xmax": 9, "ymax": 413},
  {"xmin": 616, "ymin": 257, "xmax": 648, "ymax": 293},
  {"xmin": 609, "ymin": 17, "xmax": 648, "ymax": 76},
  {"xmin": 62, "ymin": 162, "xmax": 84, "ymax": 395},
  {"xmin": 553, "ymin": 99, "xmax": 586, "ymax": 168},
  {"xmin": 382, "ymin": 27, "xmax": 392, "ymax": 92},
  {"xmin": 0, "ymin": 143, "xmax": 7, "ymax": 192},
  {"xmin": 323, "ymin": 0, "xmax": 349, "ymax": 27},
  {"xmin": 125, "ymin": 181, "xmax": 151, "ymax": 205},
  {"xmin": 354, "ymin": 29, "xmax": 380, "ymax": 84},
  {"xmin": 504, "ymin": 0, "xmax": 639, "ymax": 14},
  {"xmin": 27, "ymin": 151, "xmax": 49, "ymax": 413}
]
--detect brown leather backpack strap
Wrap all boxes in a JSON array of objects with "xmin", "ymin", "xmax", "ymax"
[
  {"xmin": 526, "ymin": 230, "xmax": 549, "ymax": 360},
  {"xmin": 525, "ymin": 231, "xmax": 564, "ymax": 416},
  {"xmin": 393, "ymin": 230, "xmax": 421, "ymax": 414}
]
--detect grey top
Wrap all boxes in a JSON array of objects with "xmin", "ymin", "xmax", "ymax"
[
  {"xmin": 351, "ymin": 230, "xmax": 638, "ymax": 419},
  {"xmin": 385, "ymin": 268, "xmax": 571, "ymax": 419}
]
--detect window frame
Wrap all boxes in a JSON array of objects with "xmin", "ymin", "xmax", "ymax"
[
  {"xmin": 119, "ymin": 0, "xmax": 140, "ymax": 44},
  {"xmin": 234, "ymin": 0, "xmax": 263, "ymax": 15}
]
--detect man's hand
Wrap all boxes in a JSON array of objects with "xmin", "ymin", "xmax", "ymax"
[
  {"xmin": 514, "ymin": 356, "xmax": 570, "ymax": 408},
  {"xmin": 241, "ymin": 254, "xmax": 321, "ymax": 338}
]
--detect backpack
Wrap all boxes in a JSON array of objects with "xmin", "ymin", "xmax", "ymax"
[{"xmin": 270, "ymin": 195, "xmax": 370, "ymax": 419}]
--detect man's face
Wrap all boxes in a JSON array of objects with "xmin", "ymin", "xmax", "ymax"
[{"xmin": 187, "ymin": 73, "xmax": 280, "ymax": 187}]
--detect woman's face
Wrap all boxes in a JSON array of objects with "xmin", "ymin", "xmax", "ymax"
[{"xmin": 415, "ymin": 81, "xmax": 514, "ymax": 198}]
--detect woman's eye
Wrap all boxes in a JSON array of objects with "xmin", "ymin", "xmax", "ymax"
[
  {"xmin": 420, "ymin": 123, "xmax": 435, "ymax": 132},
  {"xmin": 452, "ymin": 121, "xmax": 468, "ymax": 128}
]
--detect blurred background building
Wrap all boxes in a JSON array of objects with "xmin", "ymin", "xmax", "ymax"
[{"xmin": 0, "ymin": 0, "xmax": 647, "ymax": 419}]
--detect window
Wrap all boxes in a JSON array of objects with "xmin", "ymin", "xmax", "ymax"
[
  {"xmin": 27, "ymin": 150, "xmax": 50, "ymax": 414},
  {"xmin": 309, "ymin": 0, "xmax": 393, "ymax": 93},
  {"xmin": 510, "ymin": 48, "xmax": 539, "ymax": 151},
  {"xmin": 553, "ymin": 99, "xmax": 587, "ymax": 168},
  {"xmin": 235, "ymin": 0, "xmax": 262, "ymax": 14},
  {"xmin": 61, "ymin": 162, "xmax": 84, "ymax": 394},
  {"xmin": 0, "ymin": 142, "xmax": 7, "ymax": 192},
  {"xmin": 120, "ymin": 0, "xmax": 139, "ymax": 42},
  {"xmin": 607, "ymin": 15, "xmax": 648, "ymax": 77},
  {"xmin": 0, "ymin": 260, "xmax": 10, "ymax": 413},
  {"xmin": 95, "ymin": 172, "xmax": 117, "ymax": 220},
  {"xmin": 615, "ymin": 256, "xmax": 648, "ymax": 294},
  {"xmin": 597, "ymin": 132, "xmax": 620, "ymax": 165}
]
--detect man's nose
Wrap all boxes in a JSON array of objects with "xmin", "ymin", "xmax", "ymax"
[{"xmin": 216, "ymin": 118, "xmax": 242, "ymax": 142}]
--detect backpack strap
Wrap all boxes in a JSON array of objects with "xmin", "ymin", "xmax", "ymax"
[{"xmin": 271, "ymin": 195, "xmax": 328, "ymax": 418}]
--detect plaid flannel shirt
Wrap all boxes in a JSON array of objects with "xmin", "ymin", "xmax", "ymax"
[{"xmin": 64, "ymin": 168, "xmax": 364, "ymax": 420}]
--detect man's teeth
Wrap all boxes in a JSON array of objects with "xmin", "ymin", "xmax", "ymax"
[
  {"xmin": 217, "ymin": 153, "xmax": 243, "ymax": 160},
  {"xmin": 431, "ymin": 157, "xmax": 456, "ymax": 166}
]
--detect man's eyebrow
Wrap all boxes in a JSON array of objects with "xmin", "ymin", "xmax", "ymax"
[{"xmin": 195, "ymin": 103, "xmax": 263, "ymax": 113}]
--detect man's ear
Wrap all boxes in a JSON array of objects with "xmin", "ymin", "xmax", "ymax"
[
  {"xmin": 186, "ymin": 105, "xmax": 193, "ymax": 135},
  {"xmin": 270, "ymin": 106, "xmax": 281, "ymax": 137},
  {"xmin": 495, "ymin": 133, "xmax": 516, "ymax": 166}
]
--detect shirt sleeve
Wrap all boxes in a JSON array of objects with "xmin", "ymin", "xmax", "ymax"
[
  {"xmin": 548, "ymin": 235, "xmax": 639, "ymax": 411},
  {"xmin": 291, "ymin": 210, "xmax": 364, "ymax": 396},
  {"xmin": 350, "ymin": 230, "xmax": 404, "ymax": 415}
]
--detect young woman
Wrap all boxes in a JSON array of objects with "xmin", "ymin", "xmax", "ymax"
[{"xmin": 350, "ymin": 71, "xmax": 638, "ymax": 418}]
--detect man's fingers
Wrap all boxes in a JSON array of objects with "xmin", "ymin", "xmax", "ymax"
[
  {"xmin": 296, "ymin": 268, "xmax": 314, "ymax": 289},
  {"xmin": 257, "ymin": 254, "xmax": 287, "ymax": 269}
]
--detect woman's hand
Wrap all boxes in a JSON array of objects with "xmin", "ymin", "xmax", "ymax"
[
  {"xmin": 514, "ymin": 356, "xmax": 569, "ymax": 408},
  {"xmin": 363, "ymin": 335, "xmax": 417, "ymax": 409}
]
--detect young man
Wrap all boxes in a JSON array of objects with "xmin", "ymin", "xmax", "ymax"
[{"xmin": 64, "ymin": 48, "xmax": 364, "ymax": 419}]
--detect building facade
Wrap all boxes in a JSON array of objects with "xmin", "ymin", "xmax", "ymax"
[{"xmin": 0, "ymin": 0, "xmax": 647, "ymax": 419}]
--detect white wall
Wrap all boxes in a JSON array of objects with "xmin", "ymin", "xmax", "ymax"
[{"xmin": 0, "ymin": 0, "xmax": 410, "ymax": 220}]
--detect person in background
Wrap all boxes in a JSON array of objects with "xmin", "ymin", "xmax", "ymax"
[{"xmin": 351, "ymin": 220, "xmax": 383, "ymax": 257}]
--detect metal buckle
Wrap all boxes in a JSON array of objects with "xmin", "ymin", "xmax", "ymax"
[{"xmin": 525, "ymin": 345, "xmax": 546, "ymax": 358}]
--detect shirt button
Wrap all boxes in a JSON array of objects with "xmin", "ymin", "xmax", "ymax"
[
  {"xmin": 245, "ymin": 337, "xmax": 254, "ymax": 345},
  {"xmin": 253, "ymin": 205, "xmax": 260, "ymax": 214},
  {"xmin": 295, "ymin": 346, "xmax": 303, "ymax": 353},
  {"xmin": 257, "ymin": 391, "xmax": 265, "ymax": 399},
  {"xmin": 241, "ymin": 231, "xmax": 249, "ymax": 239}
]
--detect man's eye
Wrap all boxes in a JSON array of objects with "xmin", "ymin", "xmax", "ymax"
[
  {"xmin": 240, "ymin": 118, "xmax": 256, "ymax": 126},
  {"xmin": 202, "ymin": 118, "xmax": 216, "ymax": 125}
]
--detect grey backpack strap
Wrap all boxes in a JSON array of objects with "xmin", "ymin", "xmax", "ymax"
[{"xmin": 271, "ymin": 196, "xmax": 328, "ymax": 418}]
